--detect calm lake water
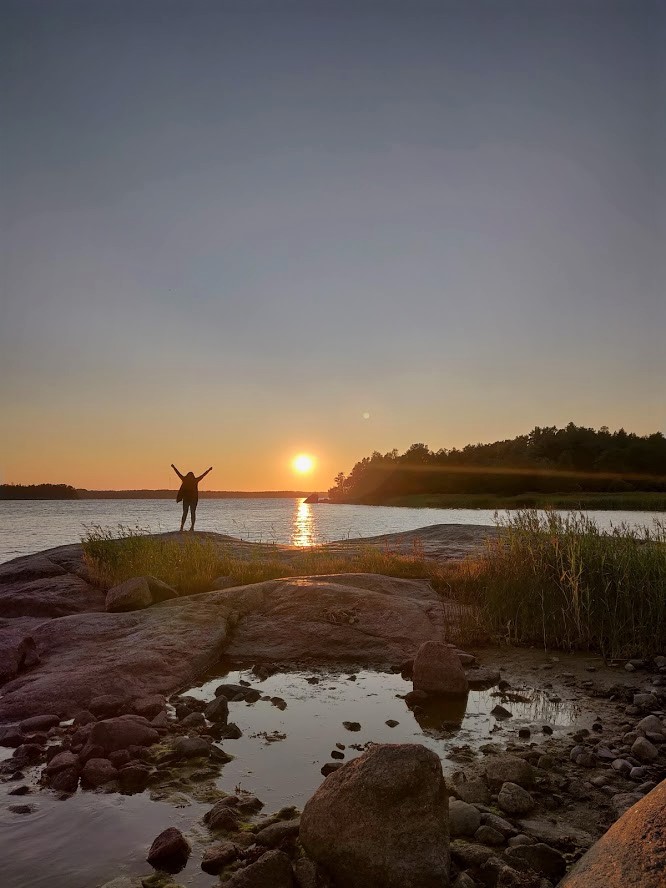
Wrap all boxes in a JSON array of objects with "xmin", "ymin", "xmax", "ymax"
[{"xmin": 0, "ymin": 498, "xmax": 662, "ymax": 563}]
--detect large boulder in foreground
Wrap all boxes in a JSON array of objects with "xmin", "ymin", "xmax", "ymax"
[
  {"xmin": 559, "ymin": 779, "xmax": 666, "ymax": 888},
  {"xmin": 300, "ymin": 743, "xmax": 450, "ymax": 888},
  {"xmin": 412, "ymin": 641, "xmax": 469, "ymax": 696}
]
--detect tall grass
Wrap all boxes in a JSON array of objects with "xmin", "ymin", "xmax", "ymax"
[
  {"xmin": 458, "ymin": 511, "xmax": 666, "ymax": 659},
  {"xmin": 81, "ymin": 525, "xmax": 451, "ymax": 596}
]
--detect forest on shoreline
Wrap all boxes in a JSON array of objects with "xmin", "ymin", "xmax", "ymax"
[{"xmin": 328, "ymin": 424, "xmax": 666, "ymax": 504}]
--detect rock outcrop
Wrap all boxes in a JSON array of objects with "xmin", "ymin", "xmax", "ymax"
[
  {"xmin": 559, "ymin": 779, "xmax": 666, "ymax": 888},
  {"xmin": 0, "ymin": 566, "xmax": 452, "ymax": 723},
  {"xmin": 300, "ymin": 743, "xmax": 450, "ymax": 888}
]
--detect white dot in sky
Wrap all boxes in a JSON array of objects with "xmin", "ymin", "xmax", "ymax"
[{"xmin": 362, "ymin": 412, "xmax": 371, "ymax": 420}]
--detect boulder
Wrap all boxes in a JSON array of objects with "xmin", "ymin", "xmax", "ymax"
[
  {"xmin": 90, "ymin": 715, "xmax": 159, "ymax": 753},
  {"xmin": 412, "ymin": 641, "xmax": 469, "ymax": 696},
  {"xmin": 300, "ymin": 743, "xmax": 449, "ymax": 888},
  {"xmin": 146, "ymin": 827, "xmax": 191, "ymax": 870},
  {"xmin": 106, "ymin": 578, "xmax": 152, "ymax": 613},
  {"xmin": 225, "ymin": 849, "xmax": 294, "ymax": 887},
  {"xmin": 559, "ymin": 781, "xmax": 666, "ymax": 887}
]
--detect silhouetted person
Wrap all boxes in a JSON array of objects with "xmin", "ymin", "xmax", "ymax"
[{"xmin": 171, "ymin": 464, "xmax": 213, "ymax": 531}]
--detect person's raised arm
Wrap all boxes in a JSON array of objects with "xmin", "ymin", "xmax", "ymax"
[
  {"xmin": 196, "ymin": 466, "xmax": 213, "ymax": 483},
  {"xmin": 171, "ymin": 464, "xmax": 184, "ymax": 481}
]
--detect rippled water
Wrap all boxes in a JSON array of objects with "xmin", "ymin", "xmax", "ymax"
[
  {"xmin": 0, "ymin": 498, "xmax": 662, "ymax": 562},
  {"xmin": 0, "ymin": 666, "xmax": 580, "ymax": 888}
]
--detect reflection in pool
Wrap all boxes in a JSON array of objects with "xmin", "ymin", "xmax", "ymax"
[{"xmin": 184, "ymin": 667, "xmax": 580, "ymax": 812}]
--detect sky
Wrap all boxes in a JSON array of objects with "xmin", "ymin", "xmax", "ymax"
[{"xmin": 1, "ymin": 0, "xmax": 664, "ymax": 491}]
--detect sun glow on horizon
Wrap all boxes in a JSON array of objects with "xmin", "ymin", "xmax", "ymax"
[{"xmin": 292, "ymin": 453, "xmax": 315, "ymax": 474}]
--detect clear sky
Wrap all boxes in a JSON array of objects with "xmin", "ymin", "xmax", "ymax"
[{"xmin": 1, "ymin": 0, "xmax": 663, "ymax": 490}]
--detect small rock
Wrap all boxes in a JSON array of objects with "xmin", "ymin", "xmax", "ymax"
[
  {"xmin": 342, "ymin": 721, "xmax": 361, "ymax": 732},
  {"xmin": 331, "ymin": 750, "xmax": 345, "ymax": 760},
  {"xmin": 255, "ymin": 817, "xmax": 301, "ymax": 847},
  {"xmin": 118, "ymin": 763, "xmax": 151, "ymax": 792},
  {"xmin": 475, "ymin": 825, "xmax": 504, "ymax": 845},
  {"xmin": 505, "ymin": 842, "xmax": 567, "ymax": 880},
  {"xmin": 106, "ymin": 577, "xmax": 152, "ymax": 612},
  {"xmin": 498, "ymin": 782, "xmax": 535, "ymax": 815},
  {"xmin": 224, "ymin": 849, "xmax": 294, "ymax": 888},
  {"xmin": 453, "ymin": 776, "xmax": 490, "ymax": 805},
  {"xmin": 81, "ymin": 758, "xmax": 118, "ymax": 789},
  {"xmin": 19, "ymin": 714, "xmax": 60, "ymax": 733},
  {"xmin": 385, "ymin": 720, "xmax": 399, "ymax": 728},
  {"xmin": 204, "ymin": 697, "xmax": 229, "ymax": 724},
  {"xmin": 201, "ymin": 840, "xmax": 239, "ymax": 874},
  {"xmin": 146, "ymin": 827, "xmax": 191, "ymax": 871},
  {"xmin": 9, "ymin": 804, "xmax": 36, "ymax": 815},
  {"xmin": 491, "ymin": 705, "xmax": 513, "ymax": 719},
  {"xmin": 485, "ymin": 755, "xmax": 535, "ymax": 790},
  {"xmin": 631, "ymin": 736, "xmax": 658, "ymax": 762},
  {"xmin": 449, "ymin": 799, "xmax": 482, "ymax": 837},
  {"xmin": 174, "ymin": 736, "xmax": 210, "ymax": 759},
  {"xmin": 321, "ymin": 762, "xmax": 343, "ymax": 776}
]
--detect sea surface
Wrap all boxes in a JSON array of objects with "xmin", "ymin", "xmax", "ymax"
[{"xmin": 0, "ymin": 498, "xmax": 662, "ymax": 563}]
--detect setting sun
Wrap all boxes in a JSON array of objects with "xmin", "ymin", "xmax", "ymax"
[{"xmin": 292, "ymin": 453, "xmax": 315, "ymax": 474}]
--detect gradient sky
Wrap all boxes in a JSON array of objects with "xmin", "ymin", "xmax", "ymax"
[{"xmin": 1, "ymin": 0, "xmax": 664, "ymax": 490}]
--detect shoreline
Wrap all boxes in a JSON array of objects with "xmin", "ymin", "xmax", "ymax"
[{"xmin": 334, "ymin": 491, "xmax": 666, "ymax": 511}]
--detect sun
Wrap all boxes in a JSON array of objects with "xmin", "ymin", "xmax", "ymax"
[{"xmin": 292, "ymin": 453, "xmax": 315, "ymax": 474}]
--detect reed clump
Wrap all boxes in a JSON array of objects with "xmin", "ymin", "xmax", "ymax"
[{"xmin": 457, "ymin": 510, "xmax": 666, "ymax": 659}]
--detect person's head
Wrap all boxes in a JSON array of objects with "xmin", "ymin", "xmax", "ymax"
[{"xmin": 185, "ymin": 471, "xmax": 196, "ymax": 481}]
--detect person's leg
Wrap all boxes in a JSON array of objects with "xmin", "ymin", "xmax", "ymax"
[
  {"xmin": 190, "ymin": 500, "xmax": 197, "ymax": 531},
  {"xmin": 180, "ymin": 502, "xmax": 188, "ymax": 532}
]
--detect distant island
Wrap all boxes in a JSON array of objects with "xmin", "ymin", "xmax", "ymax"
[
  {"xmin": 327, "ymin": 423, "xmax": 666, "ymax": 510},
  {"xmin": 0, "ymin": 484, "xmax": 79, "ymax": 500}
]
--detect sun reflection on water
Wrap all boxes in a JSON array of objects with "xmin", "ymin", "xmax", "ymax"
[{"xmin": 292, "ymin": 499, "xmax": 315, "ymax": 546}]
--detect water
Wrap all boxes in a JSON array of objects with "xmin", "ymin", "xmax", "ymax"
[
  {"xmin": 0, "ymin": 498, "xmax": 662, "ymax": 563},
  {"xmin": 0, "ymin": 666, "xmax": 580, "ymax": 888}
]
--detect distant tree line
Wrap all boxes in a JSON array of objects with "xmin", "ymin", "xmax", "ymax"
[
  {"xmin": 329, "ymin": 424, "xmax": 666, "ymax": 502},
  {"xmin": 0, "ymin": 483, "xmax": 79, "ymax": 500}
]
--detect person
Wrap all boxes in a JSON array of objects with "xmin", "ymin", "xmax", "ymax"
[{"xmin": 171, "ymin": 464, "xmax": 213, "ymax": 531}]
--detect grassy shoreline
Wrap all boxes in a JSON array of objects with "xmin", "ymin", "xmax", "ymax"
[
  {"xmin": 352, "ymin": 491, "xmax": 666, "ymax": 511},
  {"xmin": 83, "ymin": 511, "xmax": 666, "ymax": 660}
]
